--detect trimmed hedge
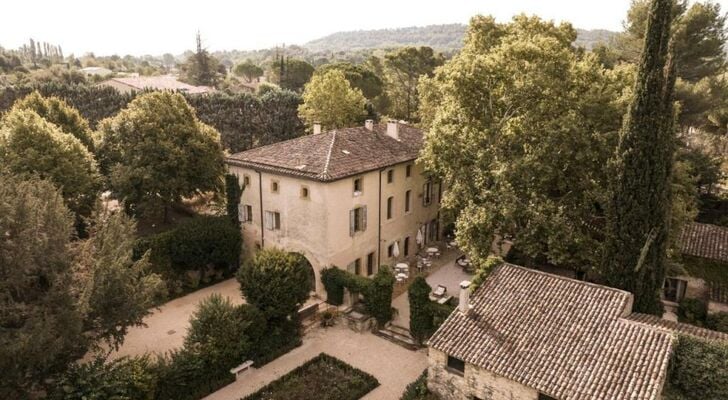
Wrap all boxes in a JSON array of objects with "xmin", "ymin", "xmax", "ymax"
[
  {"xmin": 241, "ymin": 353, "xmax": 379, "ymax": 400},
  {"xmin": 665, "ymin": 335, "xmax": 728, "ymax": 400},
  {"xmin": 136, "ymin": 216, "xmax": 242, "ymax": 272},
  {"xmin": 409, "ymin": 277, "xmax": 434, "ymax": 344}
]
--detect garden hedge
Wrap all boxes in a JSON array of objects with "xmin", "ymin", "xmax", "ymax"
[
  {"xmin": 320, "ymin": 266, "xmax": 395, "ymax": 326},
  {"xmin": 665, "ymin": 335, "xmax": 728, "ymax": 400},
  {"xmin": 400, "ymin": 370, "xmax": 439, "ymax": 400}
]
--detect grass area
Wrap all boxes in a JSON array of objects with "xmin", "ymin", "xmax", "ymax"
[
  {"xmin": 682, "ymin": 256, "xmax": 728, "ymax": 286},
  {"xmin": 241, "ymin": 353, "xmax": 379, "ymax": 400}
]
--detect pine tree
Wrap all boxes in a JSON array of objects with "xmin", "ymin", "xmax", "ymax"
[{"xmin": 602, "ymin": 0, "xmax": 677, "ymax": 315}]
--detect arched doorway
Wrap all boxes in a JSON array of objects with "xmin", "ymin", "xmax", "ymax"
[{"xmin": 290, "ymin": 252, "xmax": 316, "ymax": 293}]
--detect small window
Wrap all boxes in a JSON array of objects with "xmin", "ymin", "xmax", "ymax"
[
  {"xmin": 243, "ymin": 174, "xmax": 251, "ymax": 187},
  {"xmin": 353, "ymin": 177, "xmax": 362, "ymax": 195},
  {"xmin": 348, "ymin": 258, "xmax": 362, "ymax": 275},
  {"xmin": 406, "ymin": 164, "xmax": 412, "ymax": 177},
  {"xmin": 301, "ymin": 186, "xmax": 309, "ymax": 199},
  {"xmin": 239, "ymin": 204, "xmax": 253, "ymax": 223},
  {"xmin": 423, "ymin": 181, "xmax": 433, "ymax": 206},
  {"xmin": 404, "ymin": 237, "xmax": 410, "ymax": 257},
  {"xmin": 350, "ymin": 206, "xmax": 367, "ymax": 235},
  {"xmin": 446, "ymin": 356, "xmax": 465, "ymax": 375},
  {"xmin": 387, "ymin": 196, "xmax": 394, "ymax": 219},
  {"xmin": 271, "ymin": 180, "xmax": 279, "ymax": 193},
  {"xmin": 387, "ymin": 169, "xmax": 394, "ymax": 183},
  {"xmin": 264, "ymin": 211, "xmax": 280, "ymax": 230},
  {"xmin": 367, "ymin": 252, "xmax": 375, "ymax": 276},
  {"xmin": 387, "ymin": 243, "xmax": 395, "ymax": 258},
  {"xmin": 405, "ymin": 190, "xmax": 411, "ymax": 213},
  {"xmin": 663, "ymin": 278, "xmax": 687, "ymax": 303}
]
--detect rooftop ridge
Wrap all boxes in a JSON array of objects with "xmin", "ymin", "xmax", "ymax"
[{"xmin": 320, "ymin": 130, "xmax": 337, "ymax": 179}]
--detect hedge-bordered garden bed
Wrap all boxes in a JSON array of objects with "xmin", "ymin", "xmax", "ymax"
[{"xmin": 241, "ymin": 353, "xmax": 379, "ymax": 400}]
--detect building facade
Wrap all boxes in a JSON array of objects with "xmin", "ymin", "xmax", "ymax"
[{"xmin": 226, "ymin": 121, "xmax": 442, "ymax": 296}]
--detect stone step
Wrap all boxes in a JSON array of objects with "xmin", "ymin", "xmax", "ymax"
[
  {"xmin": 388, "ymin": 323, "xmax": 413, "ymax": 337},
  {"xmin": 376, "ymin": 326, "xmax": 420, "ymax": 350}
]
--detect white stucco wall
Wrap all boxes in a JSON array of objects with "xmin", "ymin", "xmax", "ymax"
[{"xmin": 227, "ymin": 160, "xmax": 441, "ymax": 297}]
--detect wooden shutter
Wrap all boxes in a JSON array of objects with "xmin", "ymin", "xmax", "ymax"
[
  {"xmin": 361, "ymin": 206, "xmax": 367, "ymax": 231},
  {"xmin": 274, "ymin": 212, "xmax": 281, "ymax": 230},
  {"xmin": 349, "ymin": 209, "xmax": 355, "ymax": 236},
  {"xmin": 264, "ymin": 211, "xmax": 271, "ymax": 230}
]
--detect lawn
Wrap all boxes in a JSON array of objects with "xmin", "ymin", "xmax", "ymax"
[{"xmin": 241, "ymin": 353, "xmax": 379, "ymax": 400}]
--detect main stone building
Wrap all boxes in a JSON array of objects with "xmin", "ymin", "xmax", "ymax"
[{"xmin": 226, "ymin": 120, "xmax": 442, "ymax": 295}]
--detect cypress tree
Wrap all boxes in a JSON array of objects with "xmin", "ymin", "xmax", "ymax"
[{"xmin": 602, "ymin": 0, "xmax": 677, "ymax": 315}]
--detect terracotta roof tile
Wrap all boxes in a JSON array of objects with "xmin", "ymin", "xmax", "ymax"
[
  {"xmin": 225, "ymin": 123, "xmax": 422, "ymax": 182},
  {"xmin": 107, "ymin": 75, "xmax": 212, "ymax": 94},
  {"xmin": 626, "ymin": 313, "xmax": 728, "ymax": 342},
  {"xmin": 429, "ymin": 264, "xmax": 674, "ymax": 400},
  {"xmin": 678, "ymin": 222, "xmax": 728, "ymax": 263}
]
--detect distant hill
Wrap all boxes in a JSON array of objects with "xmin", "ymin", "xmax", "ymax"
[{"xmin": 303, "ymin": 24, "xmax": 617, "ymax": 53}]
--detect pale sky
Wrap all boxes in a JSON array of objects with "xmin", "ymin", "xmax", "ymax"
[{"xmin": 2, "ymin": 0, "xmax": 726, "ymax": 56}]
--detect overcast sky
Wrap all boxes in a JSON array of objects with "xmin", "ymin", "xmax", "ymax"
[{"xmin": 2, "ymin": 0, "xmax": 726, "ymax": 56}]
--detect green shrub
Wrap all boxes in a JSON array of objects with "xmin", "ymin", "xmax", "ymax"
[
  {"xmin": 237, "ymin": 248, "xmax": 310, "ymax": 320},
  {"xmin": 51, "ymin": 356, "xmax": 156, "ymax": 400},
  {"xmin": 707, "ymin": 312, "xmax": 728, "ymax": 333},
  {"xmin": 400, "ymin": 370, "xmax": 439, "ymax": 400},
  {"xmin": 409, "ymin": 277, "xmax": 434, "ymax": 344},
  {"xmin": 153, "ymin": 347, "xmax": 234, "ymax": 400},
  {"xmin": 321, "ymin": 266, "xmax": 348, "ymax": 305},
  {"xmin": 678, "ymin": 298, "xmax": 708, "ymax": 325},
  {"xmin": 137, "ymin": 216, "xmax": 242, "ymax": 273},
  {"xmin": 366, "ymin": 267, "xmax": 395, "ymax": 327},
  {"xmin": 225, "ymin": 173, "xmax": 243, "ymax": 227},
  {"xmin": 430, "ymin": 302, "xmax": 455, "ymax": 329},
  {"xmin": 666, "ymin": 335, "xmax": 728, "ymax": 400}
]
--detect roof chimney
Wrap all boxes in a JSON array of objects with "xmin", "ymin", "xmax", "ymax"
[
  {"xmin": 365, "ymin": 119, "xmax": 374, "ymax": 131},
  {"xmin": 313, "ymin": 122, "xmax": 322, "ymax": 135},
  {"xmin": 458, "ymin": 280, "xmax": 472, "ymax": 314},
  {"xmin": 386, "ymin": 119, "xmax": 399, "ymax": 140}
]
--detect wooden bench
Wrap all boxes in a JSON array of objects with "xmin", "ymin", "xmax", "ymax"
[{"xmin": 230, "ymin": 360, "xmax": 254, "ymax": 379}]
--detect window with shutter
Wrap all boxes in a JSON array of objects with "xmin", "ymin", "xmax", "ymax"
[
  {"xmin": 350, "ymin": 206, "xmax": 367, "ymax": 235},
  {"xmin": 405, "ymin": 190, "xmax": 411, "ymax": 213},
  {"xmin": 245, "ymin": 205, "xmax": 252, "ymax": 222}
]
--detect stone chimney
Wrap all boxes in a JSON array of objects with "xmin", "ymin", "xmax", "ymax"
[
  {"xmin": 458, "ymin": 280, "xmax": 472, "ymax": 314},
  {"xmin": 364, "ymin": 119, "xmax": 374, "ymax": 131},
  {"xmin": 386, "ymin": 119, "xmax": 399, "ymax": 140},
  {"xmin": 313, "ymin": 122, "xmax": 322, "ymax": 135}
]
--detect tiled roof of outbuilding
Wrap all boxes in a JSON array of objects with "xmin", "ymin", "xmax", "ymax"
[
  {"xmin": 627, "ymin": 313, "xmax": 728, "ymax": 342},
  {"xmin": 225, "ymin": 123, "xmax": 423, "ymax": 182},
  {"xmin": 679, "ymin": 222, "xmax": 728, "ymax": 263},
  {"xmin": 106, "ymin": 76, "xmax": 212, "ymax": 94},
  {"xmin": 429, "ymin": 264, "xmax": 674, "ymax": 400}
]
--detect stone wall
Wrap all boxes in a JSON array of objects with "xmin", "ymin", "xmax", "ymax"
[{"xmin": 427, "ymin": 348, "xmax": 539, "ymax": 400}]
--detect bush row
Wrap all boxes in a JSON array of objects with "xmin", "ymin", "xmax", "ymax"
[{"xmin": 678, "ymin": 298, "xmax": 728, "ymax": 333}]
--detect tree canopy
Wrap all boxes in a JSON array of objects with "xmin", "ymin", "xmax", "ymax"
[
  {"xmin": 298, "ymin": 69, "xmax": 367, "ymax": 130},
  {"xmin": 419, "ymin": 15, "xmax": 625, "ymax": 273},
  {"xmin": 383, "ymin": 46, "xmax": 444, "ymax": 121},
  {"xmin": 233, "ymin": 60, "xmax": 264, "ymax": 82},
  {"xmin": 10, "ymin": 91, "xmax": 95, "ymax": 150},
  {"xmin": 97, "ymin": 91, "xmax": 224, "ymax": 217},
  {"xmin": 0, "ymin": 108, "xmax": 101, "ymax": 218}
]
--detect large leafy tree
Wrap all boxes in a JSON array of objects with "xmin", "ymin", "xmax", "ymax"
[
  {"xmin": 419, "ymin": 15, "xmax": 625, "ymax": 274},
  {"xmin": 10, "ymin": 91, "xmax": 96, "ymax": 150},
  {"xmin": 233, "ymin": 60, "xmax": 264, "ymax": 82},
  {"xmin": 179, "ymin": 32, "xmax": 224, "ymax": 87},
  {"xmin": 602, "ymin": 0, "xmax": 676, "ymax": 315},
  {"xmin": 272, "ymin": 57, "xmax": 314, "ymax": 92},
  {"xmin": 0, "ymin": 174, "xmax": 164, "ymax": 397},
  {"xmin": 97, "ymin": 91, "xmax": 224, "ymax": 218},
  {"xmin": 298, "ymin": 69, "xmax": 366, "ymax": 130},
  {"xmin": 0, "ymin": 108, "xmax": 101, "ymax": 219},
  {"xmin": 383, "ymin": 46, "xmax": 444, "ymax": 121},
  {"xmin": 315, "ymin": 62, "xmax": 384, "ymax": 100}
]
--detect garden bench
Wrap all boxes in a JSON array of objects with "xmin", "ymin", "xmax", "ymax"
[{"xmin": 230, "ymin": 360, "xmax": 254, "ymax": 379}]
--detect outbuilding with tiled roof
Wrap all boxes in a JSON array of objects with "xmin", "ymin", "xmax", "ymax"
[{"xmin": 427, "ymin": 264, "xmax": 675, "ymax": 400}]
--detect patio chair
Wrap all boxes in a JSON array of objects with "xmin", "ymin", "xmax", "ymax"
[{"xmin": 432, "ymin": 285, "xmax": 447, "ymax": 298}]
